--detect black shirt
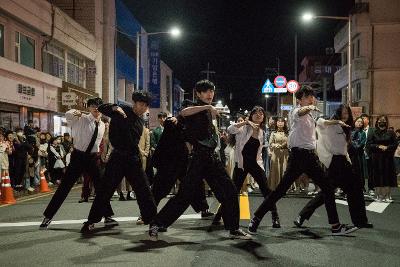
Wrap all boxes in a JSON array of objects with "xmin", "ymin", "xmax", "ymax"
[
  {"xmin": 183, "ymin": 100, "xmax": 218, "ymax": 149},
  {"xmin": 98, "ymin": 103, "xmax": 143, "ymax": 155},
  {"xmin": 242, "ymin": 136, "xmax": 260, "ymax": 164}
]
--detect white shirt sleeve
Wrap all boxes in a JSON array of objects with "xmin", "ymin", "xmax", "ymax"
[
  {"xmin": 65, "ymin": 109, "xmax": 80, "ymax": 126},
  {"xmin": 316, "ymin": 117, "xmax": 327, "ymax": 129},
  {"xmin": 227, "ymin": 124, "xmax": 242, "ymax": 135}
]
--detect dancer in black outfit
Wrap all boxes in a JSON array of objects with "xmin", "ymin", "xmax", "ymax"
[
  {"xmin": 148, "ymin": 80, "xmax": 251, "ymax": 241},
  {"xmin": 80, "ymin": 92, "xmax": 157, "ymax": 233}
]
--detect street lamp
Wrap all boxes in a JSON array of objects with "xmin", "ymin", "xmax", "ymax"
[
  {"xmin": 301, "ymin": 12, "xmax": 352, "ymax": 105},
  {"xmin": 136, "ymin": 27, "xmax": 181, "ymax": 91}
]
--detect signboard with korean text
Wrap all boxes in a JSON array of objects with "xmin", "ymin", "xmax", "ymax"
[
  {"xmin": 0, "ymin": 73, "xmax": 58, "ymax": 112},
  {"xmin": 148, "ymin": 38, "xmax": 160, "ymax": 108}
]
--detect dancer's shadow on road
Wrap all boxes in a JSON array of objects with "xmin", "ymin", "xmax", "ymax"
[{"xmin": 126, "ymin": 239, "xmax": 199, "ymax": 252}]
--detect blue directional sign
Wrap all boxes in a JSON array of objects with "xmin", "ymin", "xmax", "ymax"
[{"xmin": 262, "ymin": 79, "xmax": 275, "ymax": 93}]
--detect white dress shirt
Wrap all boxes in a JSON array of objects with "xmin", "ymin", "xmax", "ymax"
[
  {"xmin": 288, "ymin": 107, "xmax": 316, "ymax": 150},
  {"xmin": 227, "ymin": 123, "xmax": 264, "ymax": 169},
  {"xmin": 65, "ymin": 109, "xmax": 105, "ymax": 153},
  {"xmin": 316, "ymin": 118, "xmax": 350, "ymax": 168}
]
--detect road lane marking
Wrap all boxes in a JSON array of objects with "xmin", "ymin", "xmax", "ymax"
[
  {"xmin": 335, "ymin": 199, "xmax": 392, "ymax": 213},
  {"xmin": 239, "ymin": 195, "xmax": 250, "ymax": 220},
  {"xmin": 0, "ymin": 186, "xmax": 81, "ymax": 208},
  {"xmin": 0, "ymin": 214, "xmax": 202, "ymax": 228}
]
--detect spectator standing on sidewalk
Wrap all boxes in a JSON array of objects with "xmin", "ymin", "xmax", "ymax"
[
  {"xmin": 268, "ymin": 117, "xmax": 289, "ymax": 191},
  {"xmin": 366, "ymin": 115, "xmax": 398, "ymax": 202}
]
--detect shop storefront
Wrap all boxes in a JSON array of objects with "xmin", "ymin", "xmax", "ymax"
[{"xmin": 0, "ymin": 66, "xmax": 59, "ymax": 132}]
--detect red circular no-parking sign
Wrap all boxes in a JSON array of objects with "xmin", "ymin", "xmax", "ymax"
[{"xmin": 287, "ymin": 80, "xmax": 300, "ymax": 93}]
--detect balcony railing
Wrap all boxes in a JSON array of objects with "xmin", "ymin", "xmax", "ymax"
[{"xmin": 334, "ymin": 57, "xmax": 369, "ymax": 89}]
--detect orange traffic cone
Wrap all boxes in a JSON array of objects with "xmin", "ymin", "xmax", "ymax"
[
  {"xmin": 39, "ymin": 170, "xmax": 50, "ymax": 193},
  {"xmin": 1, "ymin": 171, "xmax": 16, "ymax": 204}
]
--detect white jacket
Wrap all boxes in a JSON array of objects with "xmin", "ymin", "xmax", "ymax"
[{"xmin": 227, "ymin": 123, "xmax": 264, "ymax": 170}]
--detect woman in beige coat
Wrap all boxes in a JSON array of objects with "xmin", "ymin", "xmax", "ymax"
[{"xmin": 268, "ymin": 117, "xmax": 289, "ymax": 190}]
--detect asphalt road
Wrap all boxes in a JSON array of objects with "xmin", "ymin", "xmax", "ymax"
[{"xmin": 0, "ymin": 187, "xmax": 399, "ymax": 267}]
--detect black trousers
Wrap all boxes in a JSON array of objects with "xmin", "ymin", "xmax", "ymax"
[
  {"xmin": 254, "ymin": 148, "xmax": 339, "ymax": 225},
  {"xmin": 366, "ymin": 158, "xmax": 374, "ymax": 190},
  {"xmin": 152, "ymin": 161, "xmax": 209, "ymax": 212},
  {"xmin": 153, "ymin": 148, "xmax": 239, "ymax": 230},
  {"xmin": 43, "ymin": 150, "xmax": 112, "ymax": 219},
  {"xmin": 299, "ymin": 155, "xmax": 368, "ymax": 225},
  {"xmin": 87, "ymin": 150, "xmax": 156, "ymax": 224}
]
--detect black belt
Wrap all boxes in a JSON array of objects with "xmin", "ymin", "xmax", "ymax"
[
  {"xmin": 290, "ymin": 147, "xmax": 316, "ymax": 154},
  {"xmin": 74, "ymin": 149, "xmax": 97, "ymax": 156}
]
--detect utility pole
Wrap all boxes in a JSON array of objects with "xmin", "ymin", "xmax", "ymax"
[{"xmin": 196, "ymin": 62, "xmax": 216, "ymax": 101}]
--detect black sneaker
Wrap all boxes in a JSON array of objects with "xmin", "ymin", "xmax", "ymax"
[
  {"xmin": 136, "ymin": 216, "xmax": 144, "ymax": 225},
  {"xmin": 293, "ymin": 215, "xmax": 305, "ymax": 228},
  {"xmin": 118, "ymin": 193, "xmax": 126, "ymax": 201},
  {"xmin": 80, "ymin": 222, "xmax": 95, "ymax": 234},
  {"xmin": 272, "ymin": 217, "xmax": 281, "ymax": 228},
  {"xmin": 201, "ymin": 209, "xmax": 214, "ymax": 219},
  {"xmin": 104, "ymin": 217, "xmax": 119, "ymax": 227},
  {"xmin": 78, "ymin": 198, "xmax": 88, "ymax": 203},
  {"xmin": 229, "ymin": 229, "xmax": 252, "ymax": 240},
  {"xmin": 248, "ymin": 217, "xmax": 260, "ymax": 234},
  {"xmin": 354, "ymin": 222, "xmax": 373, "ymax": 229},
  {"xmin": 39, "ymin": 217, "xmax": 52, "ymax": 229},
  {"xmin": 331, "ymin": 224, "xmax": 359, "ymax": 236},
  {"xmin": 149, "ymin": 225, "xmax": 159, "ymax": 241}
]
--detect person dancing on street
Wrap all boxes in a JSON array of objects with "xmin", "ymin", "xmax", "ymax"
[
  {"xmin": 148, "ymin": 80, "xmax": 251, "ymax": 241},
  {"xmin": 293, "ymin": 104, "xmax": 372, "ymax": 229},
  {"xmin": 40, "ymin": 98, "xmax": 115, "ymax": 229},
  {"xmin": 213, "ymin": 106, "xmax": 281, "ymax": 228},
  {"xmin": 248, "ymin": 86, "xmax": 358, "ymax": 236},
  {"xmin": 80, "ymin": 92, "xmax": 157, "ymax": 233}
]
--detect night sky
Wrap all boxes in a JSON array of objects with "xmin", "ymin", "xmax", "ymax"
[{"xmin": 124, "ymin": 0, "xmax": 354, "ymax": 113}]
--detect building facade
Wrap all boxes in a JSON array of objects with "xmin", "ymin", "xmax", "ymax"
[
  {"xmin": 334, "ymin": 0, "xmax": 400, "ymax": 128},
  {"xmin": 0, "ymin": 0, "xmax": 99, "ymax": 135}
]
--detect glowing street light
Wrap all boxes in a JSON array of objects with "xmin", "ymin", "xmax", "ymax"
[{"xmin": 136, "ymin": 27, "xmax": 182, "ymax": 90}]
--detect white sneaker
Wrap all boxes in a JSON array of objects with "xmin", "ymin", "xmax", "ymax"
[{"xmin": 27, "ymin": 187, "xmax": 35, "ymax": 192}]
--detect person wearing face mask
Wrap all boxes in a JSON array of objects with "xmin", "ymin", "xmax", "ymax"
[{"xmin": 366, "ymin": 115, "xmax": 398, "ymax": 201}]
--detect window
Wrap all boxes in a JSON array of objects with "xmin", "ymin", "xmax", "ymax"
[
  {"xmin": 342, "ymin": 51, "xmax": 348, "ymax": 66},
  {"xmin": 67, "ymin": 52, "xmax": 85, "ymax": 87},
  {"xmin": 43, "ymin": 43, "xmax": 65, "ymax": 80},
  {"xmin": 15, "ymin": 32, "xmax": 35, "ymax": 68},
  {"xmin": 356, "ymin": 82, "xmax": 362, "ymax": 100},
  {"xmin": 356, "ymin": 39, "xmax": 361, "ymax": 57},
  {"xmin": 0, "ymin": 25, "xmax": 4, "ymax": 57},
  {"xmin": 351, "ymin": 43, "xmax": 355, "ymax": 59}
]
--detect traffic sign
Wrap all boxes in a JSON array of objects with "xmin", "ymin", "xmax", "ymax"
[
  {"xmin": 261, "ymin": 79, "xmax": 275, "ymax": 93},
  {"xmin": 281, "ymin": 105, "xmax": 293, "ymax": 111},
  {"xmin": 287, "ymin": 80, "xmax": 300, "ymax": 93},
  {"xmin": 274, "ymin": 75, "xmax": 287, "ymax": 88}
]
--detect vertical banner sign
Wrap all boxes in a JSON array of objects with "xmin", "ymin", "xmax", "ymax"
[{"xmin": 148, "ymin": 38, "xmax": 160, "ymax": 108}]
